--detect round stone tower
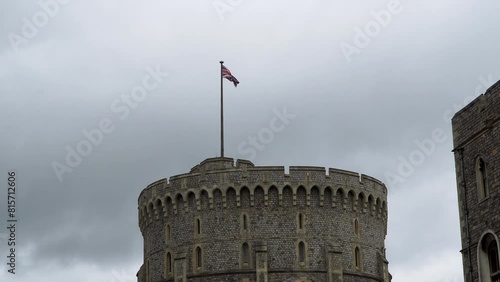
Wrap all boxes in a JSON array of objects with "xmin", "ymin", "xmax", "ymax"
[{"xmin": 137, "ymin": 157, "xmax": 390, "ymax": 282}]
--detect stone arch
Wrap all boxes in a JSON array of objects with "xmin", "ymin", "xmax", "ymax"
[
  {"xmin": 165, "ymin": 196, "xmax": 173, "ymax": 218},
  {"xmin": 282, "ymin": 186, "xmax": 293, "ymax": 206},
  {"xmin": 155, "ymin": 198, "xmax": 163, "ymax": 219},
  {"xmin": 355, "ymin": 246, "xmax": 363, "ymax": 270},
  {"xmin": 187, "ymin": 191, "xmax": 197, "ymax": 210},
  {"xmin": 335, "ymin": 188, "xmax": 345, "ymax": 209},
  {"xmin": 298, "ymin": 241, "xmax": 306, "ymax": 263},
  {"xmin": 324, "ymin": 186, "xmax": 333, "ymax": 208},
  {"xmin": 241, "ymin": 242, "xmax": 250, "ymax": 266},
  {"xmin": 194, "ymin": 245, "xmax": 203, "ymax": 269},
  {"xmin": 226, "ymin": 187, "xmax": 237, "ymax": 208},
  {"xmin": 268, "ymin": 186, "xmax": 279, "ymax": 207},
  {"xmin": 347, "ymin": 190, "xmax": 356, "ymax": 212},
  {"xmin": 477, "ymin": 231, "xmax": 500, "ymax": 281},
  {"xmin": 240, "ymin": 186, "xmax": 251, "ymax": 208},
  {"xmin": 165, "ymin": 251, "xmax": 172, "ymax": 276},
  {"xmin": 310, "ymin": 186, "xmax": 320, "ymax": 207},
  {"xmin": 296, "ymin": 240, "xmax": 308, "ymax": 266},
  {"xmin": 367, "ymin": 194, "xmax": 374, "ymax": 216},
  {"xmin": 213, "ymin": 188, "xmax": 223, "ymax": 209},
  {"xmin": 296, "ymin": 186, "xmax": 307, "ymax": 207},
  {"xmin": 254, "ymin": 186, "xmax": 265, "ymax": 208},
  {"xmin": 200, "ymin": 189, "xmax": 210, "ymax": 210},
  {"xmin": 175, "ymin": 193, "xmax": 184, "ymax": 214}
]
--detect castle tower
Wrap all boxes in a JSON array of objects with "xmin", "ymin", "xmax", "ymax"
[
  {"xmin": 136, "ymin": 157, "xmax": 391, "ymax": 282},
  {"xmin": 452, "ymin": 80, "xmax": 500, "ymax": 282}
]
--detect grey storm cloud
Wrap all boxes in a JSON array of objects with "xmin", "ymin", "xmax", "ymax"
[{"xmin": 0, "ymin": 0, "xmax": 499, "ymax": 281}]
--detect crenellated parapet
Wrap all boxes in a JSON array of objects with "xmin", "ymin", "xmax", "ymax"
[
  {"xmin": 452, "ymin": 80, "xmax": 500, "ymax": 149},
  {"xmin": 138, "ymin": 158, "xmax": 388, "ymax": 233}
]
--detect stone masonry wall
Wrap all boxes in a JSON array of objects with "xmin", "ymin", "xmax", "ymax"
[
  {"xmin": 137, "ymin": 158, "xmax": 390, "ymax": 282},
  {"xmin": 452, "ymin": 80, "xmax": 500, "ymax": 282}
]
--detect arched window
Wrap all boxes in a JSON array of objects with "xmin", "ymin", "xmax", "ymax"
[
  {"xmin": 354, "ymin": 219, "xmax": 360, "ymax": 236},
  {"xmin": 479, "ymin": 233, "xmax": 500, "ymax": 281},
  {"xmin": 355, "ymin": 247, "xmax": 361, "ymax": 269},
  {"xmin": 156, "ymin": 199, "xmax": 163, "ymax": 218},
  {"xmin": 242, "ymin": 242, "xmax": 250, "ymax": 265},
  {"xmin": 488, "ymin": 241, "xmax": 499, "ymax": 275},
  {"xmin": 477, "ymin": 157, "xmax": 489, "ymax": 199},
  {"xmin": 243, "ymin": 214, "xmax": 248, "ymax": 230},
  {"xmin": 298, "ymin": 241, "xmax": 305, "ymax": 263},
  {"xmin": 166, "ymin": 252, "xmax": 172, "ymax": 275},
  {"xmin": 196, "ymin": 246, "xmax": 202, "ymax": 268}
]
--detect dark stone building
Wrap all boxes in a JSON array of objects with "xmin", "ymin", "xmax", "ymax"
[
  {"xmin": 136, "ymin": 157, "xmax": 391, "ymax": 282},
  {"xmin": 452, "ymin": 80, "xmax": 500, "ymax": 282}
]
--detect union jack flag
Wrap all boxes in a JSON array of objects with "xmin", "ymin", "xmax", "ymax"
[{"xmin": 222, "ymin": 65, "xmax": 239, "ymax": 87}]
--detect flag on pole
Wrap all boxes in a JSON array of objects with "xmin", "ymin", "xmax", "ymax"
[{"xmin": 222, "ymin": 64, "xmax": 240, "ymax": 87}]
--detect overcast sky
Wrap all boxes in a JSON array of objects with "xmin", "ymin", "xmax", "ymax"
[{"xmin": 1, "ymin": 1, "xmax": 499, "ymax": 281}]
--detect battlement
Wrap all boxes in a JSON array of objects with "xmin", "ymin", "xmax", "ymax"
[
  {"xmin": 452, "ymin": 79, "xmax": 500, "ymax": 149},
  {"xmin": 138, "ymin": 158, "xmax": 388, "ymax": 233},
  {"xmin": 140, "ymin": 158, "xmax": 387, "ymax": 200}
]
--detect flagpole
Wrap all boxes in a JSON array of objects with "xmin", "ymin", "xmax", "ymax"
[{"xmin": 220, "ymin": 61, "xmax": 224, "ymax": 158}]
